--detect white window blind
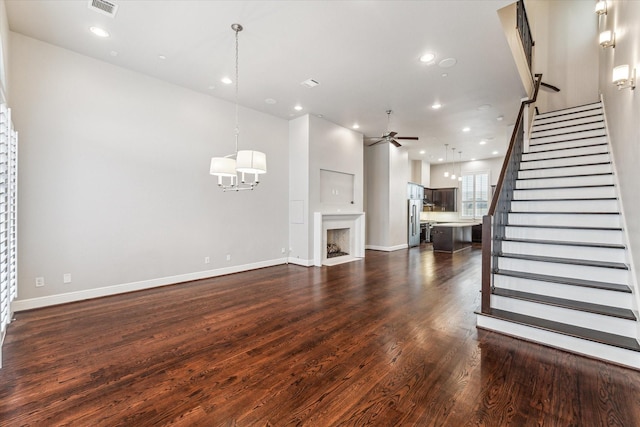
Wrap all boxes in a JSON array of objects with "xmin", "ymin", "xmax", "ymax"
[
  {"xmin": 0, "ymin": 102, "xmax": 17, "ymax": 364},
  {"xmin": 461, "ymin": 171, "xmax": 489, "ymax": 218}
]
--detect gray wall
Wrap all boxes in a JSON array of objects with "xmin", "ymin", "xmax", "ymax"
[
  {"xmin": 11, "ymin": 33, "xmax": 289, "ymax": 307},
  {"xmin": 527, "ymin": 0, "xmax": 600, "ymax": 113},
  {"xmin": 597, "ymin": 0, "xmax": 640, "ymax": 315}
]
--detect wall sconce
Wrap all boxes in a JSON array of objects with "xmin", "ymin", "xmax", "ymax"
[
  {"xmin": 595, "ymin": 0, "xmax": 607, "ymax": 15},
  {"xmin": 612, "ymin": 65, "xmax": 636, "ymax": 90},
  {"xmin": 599, "ymin": 30, "xmax": 615, "ymax": 48}
]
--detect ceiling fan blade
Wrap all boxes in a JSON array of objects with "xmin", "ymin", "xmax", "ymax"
[
  {"xmin": 366, "ymin": 139, "xmax": 385, "ymax": 146},
  {"xmin": 390, "ymin": 139, "xmax": 402, "ymax": 148},
  {"xmin": 397, "ymin": 136, "xmax": 419, "ymax": 140},
  {"xmin": 387, "ymin": 131, "xmax": 398, "ymax": 138}
]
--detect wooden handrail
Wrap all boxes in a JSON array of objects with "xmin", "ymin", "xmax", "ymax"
[
  {"xmin": 488, "ymin": 73, "xmax": 543, "ymax": 216},
  {"xmin": 481, "ymin": 73, "xmax": 542, "ymax": 314}
]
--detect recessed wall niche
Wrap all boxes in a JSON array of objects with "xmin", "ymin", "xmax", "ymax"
[{"xmin": 320, "ymin": 169, "xmax": 355, "ymax": 206}]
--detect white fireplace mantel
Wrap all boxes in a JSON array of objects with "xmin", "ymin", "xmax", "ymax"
[{"xmin": 313, "ymin": 212, "xmax": 365, "ymax": 267}]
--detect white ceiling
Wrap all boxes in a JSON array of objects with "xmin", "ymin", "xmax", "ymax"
[{"xmin": 5, "ymin": 0, "xmax": 526, "ymax": 162}]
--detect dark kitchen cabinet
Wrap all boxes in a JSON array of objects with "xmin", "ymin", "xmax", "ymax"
[{"xmin": 425, "ymin": 187, "xmax": 457, "ymax": 212}]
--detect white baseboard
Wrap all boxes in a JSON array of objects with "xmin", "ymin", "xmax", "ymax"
[
  {"xmin": 12, "ymin": 258, "xmax": 289, "ymax": 312},
  {"xmin": 287, "ymin": 257, "xmax": 314, "ymax": 267},
  {"xmin": 365, "ymin": 244, "xmax": 409, "ymax": 252}
]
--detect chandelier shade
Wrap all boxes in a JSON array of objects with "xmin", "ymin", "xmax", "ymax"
[{"xmin": 236, "ymin": 150, "xmax": 267, "ymax": 174}]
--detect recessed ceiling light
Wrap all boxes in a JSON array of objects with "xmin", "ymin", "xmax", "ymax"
[
  {"xmin": 462, "ymin": 127, "xmax": 471, "ymax": 132},
  {"xmin": 89, "ymin": 26, "xmax": 110, "ymax": 38},
  {"xmin": 441, "ymin": 73, "xmax": 448, "ymax": 78},
  {"xmin": 496, "ymin": 115, "xmax": 504, "ymax": 121},
  {"xmin": 479, "ymin": 140, "xmax": 487, "ymax": 145},
  {"xmin": 471, "ymin": 158, "xmax": 476, "ymax": 161},
  {"xmin": 110, "ymin": 50, "xmax": 118, "ymax": 57},
  {"xmin": 221, "ymin": 77, "xmax": 232, "ymax": 85},
  {"xmin": 352, "ymin": 123, "xmax": 360, "ymax": 129},
  {"xmin": 301, "ymin": 78, "xmax": 320, "ymax": 88},
  {"xmin": 316, "ymin": 114, "xmax": 323, "ymax": 118},
  {"xmin": 158, "ymin": 54, "xmax": 167, "ymax": 60},
  {"xmin": 438, "ymin": 58, "xmax": 457, "ymax": 68},
  {"xmin": 419, "ymin": 53, "xmax": 436, "ymax": 63},
  {"xmin": 431, "ymin": 103, "xmax": 442, "ymax": 110},
  {"xmin": 294, "ymin": 105, "xmax": 303, "ymax": 111},
  {"xmin": 492, "ymin": 151, "xmax": 499, "ymax": 155},
  {"xmin": 265, "ymin": 98, "xmax": 277, "ymax": 104},
  {"xmin": 419, "ymin": 150, "xmax": 426, "ymax": 154},
  {"xmin": 438, "ymin": 158, "xmax": 444, "ymax": 162},
  {"xmin": 477, "ymin": 104, "xmax": 492, "ymax": 111}
]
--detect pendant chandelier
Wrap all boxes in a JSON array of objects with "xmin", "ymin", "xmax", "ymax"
[
  {"xmin": 210, "ymin": 23, "xmax": 267, "ymax": 191},
  {"xmin": 450, "ymin": 147, "xmax": 457, "ymax": 180},
  {"xmin": 443, "ymin": 144, "xmax": 449, "ymax": 177}
]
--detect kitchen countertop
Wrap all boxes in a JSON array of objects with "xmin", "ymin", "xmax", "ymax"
[{"xmin": 431, "ymin": 222, "xmax": 481, "ymax": 227}]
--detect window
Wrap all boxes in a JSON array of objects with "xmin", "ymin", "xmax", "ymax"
[{"xmin": 461, "ymin": 171, "xmax": 489, "ymax": 218}]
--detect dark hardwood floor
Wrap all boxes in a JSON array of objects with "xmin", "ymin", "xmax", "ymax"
[{"xmin": 1, "ymin": 246, "xmax": 640, "ymax": 426}]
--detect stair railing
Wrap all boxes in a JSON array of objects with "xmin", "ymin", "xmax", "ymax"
[
  {"xmin": 481, "ymin": 73, "xmax": 543, "ymax": 314},
  {"xmin": 517, "ymin": 0, "xmax": 534, "ymax": 71}
]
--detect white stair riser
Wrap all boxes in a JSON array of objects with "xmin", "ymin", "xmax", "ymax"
[
  {"xmin": 528, "ymin": 136, "xmax": 608, "ymax": 152},
  {"xmin": 508, "ymin": 213, "xmax": 621, "ymax": 228},
  {"xmin": 532, "ymin": 115, "xmax": 603, "ymax": 132},
  {"xmin": 511, "ymin": 199, "xmax": 619, "ymax": 213},
  {"xmin": 521, "ymin": 154, "xmax": 610, "ymax": 170},
  {"xmin": 493, "ymin": 274, "xmax": 633, "ymax": 308},
  {"xmin": 497, "ymin": 257, "xmax": 629, "ymax": 285},
  {"xmin": 476, "ymin": 314, "xmax": 640, "ymax": 370},
  {"xmin": 490, "ymin": 295, "xmax": 636, "ymax": 337},
  {"xmin": 505, "ymin": 226, "xmax": 623, "ymax": 245},
  {"xmin": 516, "ymin": 174, "xmax": 614, "ymax": 189},
  {"xmin": 518, "ymin": 163, "xmax": 612, "ymax": 179},
  {"xmin": 531, "ymin": 122, "xmax": 605, "ymax": 139},
  {"xmin": 501, "ymin": 241, "xmax": 626, "ymax": 263},
  {"xmin": 513, "ymin": 186, "xmax": 616, "ymax": 201},
  {"xmin": 530, "ymin": 129, "xmax": 606, "ymax": 145},
  {"xmin": 535, "ymin": 104, "xmax": 602, "ymax": 121},
  {"xmin": 522, "ymin": 144, "xmax": 608, "ymax": 161}
]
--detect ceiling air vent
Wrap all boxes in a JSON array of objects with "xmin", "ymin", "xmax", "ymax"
[
  {"xmin": 87, "ymin": 0, "xmax": 118, "ymax": 18},
  {"xmin": 301, "ymin": 78, "xmax": 320, "ymax": 89}
]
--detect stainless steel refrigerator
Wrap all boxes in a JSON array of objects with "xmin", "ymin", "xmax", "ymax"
[{"xmin": 408, "ymin": 199, "xmax": 421, "ymax": 247}]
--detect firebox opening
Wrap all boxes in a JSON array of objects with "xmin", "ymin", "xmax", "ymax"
[{"xmin": 326, "ymin": 228, "xmax": 350, "ymax": 259}]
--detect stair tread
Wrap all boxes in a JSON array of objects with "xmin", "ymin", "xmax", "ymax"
[
  {"xmin": 513, "ymin": 197, "xmax": 617, "ymax": 202},
  {"xmin": 531, "ymin": 123, "xmax": 605, "ymax": 137},
  {"xmin": 521, "ymin": 152, "xmax": 609, "ymax": 162},
  {"xmin": 515, "ymin": 184, "xmax": 614, "ymax": 190},
  {"xmin": 532, "ymin": 113, "xmax": 604, "ymax": 128},
  {"xmin": 536, "ymin": 102, "xmax": 601, "ymax": 116},
  {"xmin": 523, "ymin": 143, "xmax": 608, "ymax": 155},
  {"xmin": 519, "ymin": 162, "xmax": 611, "ymax": 171},
  {"xmin": 480, "ymin": 308, "xmax": 640, "ymax": 352},
  {"xmin": 506, "ymin": 223, "xmax": 622, "ymax": 230},
  {"xmin": 498, "ymin": 253, "xmax": 628, "ymax": 270},
  {"xmin": 492, "ymin": 288, "xmax": 637, "ymax": 320},
  {"xmin": 517, "ymin": 172, "xmax": 613, "ymax": 180},
  {"xmin": 495, "ymin": 269, "xmax": 631, "ymax": 293},
  {"xmin": 508, "ymin": 212, "xmax": 619, "ymax": 216},
  {"xmin": 501, "ymin": 237, "xmax": 625, "ymax": 249},
  {"xmin": 530, "ymin": 134, "xmax": 607, "ymax": 146}
]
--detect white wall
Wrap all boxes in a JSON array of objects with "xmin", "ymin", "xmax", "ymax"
[
  {"xmin": 11, "ymin": 33, "xmax": 289, "ymax": 307},
  {"xmin": 0, "ymin": 0, "xmax": 9, "ymax": 99},
  {"xmin": 364, "ymin": 144, "xmax": 409, "ymax": 250},
  {"xmin": 288, "ymin": 114, "xmax": 363, "ymax": 264},
  {"xmin": 526, "ymin": 0, "xmax": 599, "ymax": 112},
  {"xmin": 597, "ymin": 0, "xmax": 640, "ymax": 318}
]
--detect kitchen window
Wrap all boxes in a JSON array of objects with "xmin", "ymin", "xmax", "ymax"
[{"xmin": 461, "ymin": 171, "xmax": 489, "ymax": 218}]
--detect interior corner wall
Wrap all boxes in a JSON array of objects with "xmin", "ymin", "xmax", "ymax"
[
  {"xmin": 364, "ymin": 144, "xmax": 408, "ymax": 250},
  {"xmin": 597, "ymin": 0, "xmax": 640, "ymax": 317},
  {"xmin": 11, "ymin": 32, "xmax": 289, "ymax": 307},
  {"xmin": 0, "ymin": 0, "xmax": 9, "ymax": 99},
  {"xmin": 526, "ymin": 0, "xmax": 599, "ymax": 112},
  {"xmin": 288, "ymin": 115, "xmax": 311, "ymax": 263}
]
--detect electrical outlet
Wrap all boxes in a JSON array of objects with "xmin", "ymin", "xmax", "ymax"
[
  {"xmin": 226, "ymin": 254, "xmax": 231, "ymax": 261},
  {"xmin": 63, "ymin": 273, "xmax": 72, "ymax": 284},
  {"xmin": 35, "ymin": 277, "xmax": 45, "ymax": 287},
  {"xmin": 204, "ymin": 256, "xmax": 210, "ymax": 264},
  {"xmin": 281, "ymin": 247, "xmax": 286, "ymax": 254}
]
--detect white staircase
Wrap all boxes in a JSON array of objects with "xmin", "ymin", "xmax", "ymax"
[{"xmin": 477, "ymin": 101, "xmax": 640, "ymax": 369}]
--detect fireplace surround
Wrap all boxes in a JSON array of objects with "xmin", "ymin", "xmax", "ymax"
[{"xmin": 313, "ymin": 212, "xmax": 365, "ymax": 266}]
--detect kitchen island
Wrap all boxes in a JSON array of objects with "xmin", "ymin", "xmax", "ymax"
[{"xmin": 431, "ymin": 222, "xmax": 477, "ymax": 253}]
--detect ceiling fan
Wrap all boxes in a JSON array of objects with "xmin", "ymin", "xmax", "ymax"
[{"xmin": 365, "ymin": 110, "xmax": 419, "ymax": 148}]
